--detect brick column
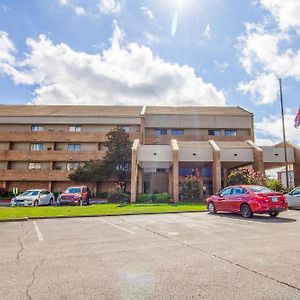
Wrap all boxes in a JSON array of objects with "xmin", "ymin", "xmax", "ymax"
[
  {"xmin": 138, "ymin": 166, "xmax": 143, "ymax": 194},
  {"xmin": 209, "ymin": 140, "xmax": 221, "ymax": 194},
  {"xmin": 48, "ymin": 181, "xmax": 52, "ymax": 192},
  {"xmin": 168, "ymin": 167, "xmax": 173, "ymax": 195},
  {"xmin": 246, "ymin": 140, "xmax": 265, "ymax": 175},
  {"xmin": 140, "ymin": 105, "xmax": 146, "ymax": 144},
  {"xmin": 294, "ymin": 146, "xmax": 300, "ymax": 187},
  {"xmin": 171, "ymin": 139, "xmax": 179, "ymax": 203},
  {"xmin": 130, "ymin": 139, "xmax": 140, "ymax": 203}
]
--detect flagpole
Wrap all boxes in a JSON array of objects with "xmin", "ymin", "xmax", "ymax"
[{"xmin": 279, "ymin": 78, "xmax": 289, "ymax": 189}]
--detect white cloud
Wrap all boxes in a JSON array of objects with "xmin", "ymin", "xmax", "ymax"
[
  {"xmin": 140, "ymin": 6, "xmax": 154, "ymax": 20},
  {"xmin": 58, "ymin": 0, "xmax": 68, "ymax": 6},
  {"xmin": 259, "ymin": 0, "xmax": 300, "ymax": 31},
  {"xmin": 143, "ymin": 32, "xmax": 159, "ymax": 46},
  {"xmin": 0, "ymin": 31, "xmax": 16, "ymax": 76},
  {"xmin": 98, "ymin": 0, "xmax": 121, "ymax": 15},
  {"xmin": 238, "ymin": 73, "xmax": 278, "ymax": 105},
  {"xmin": 0, "ymin": 24, "xmax": 226, "ymax": 106},
  {"xmin": 255, "ymin": 113, "xmax": 300, "ymax": 144},
  {"xmin": 214, "ymin": 60, "xmax": 229, "ymax": 73},
  {"xmin": 73, "ymin": 6, "xmax": 86, "ymax": 16},
  {"xmin": 203, "ymin": 23, "xmax": 211, "ymax": 39}
]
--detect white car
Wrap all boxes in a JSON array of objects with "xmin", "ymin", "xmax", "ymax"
[
  {"xmin": 285, "ymin": 187, "xmax": 300, "ymax": 209},
  {"xmin": 11, "ymin": 189, "xmax": 55, "ymax": 207}
]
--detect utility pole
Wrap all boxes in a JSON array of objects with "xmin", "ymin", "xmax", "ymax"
[{"xmin": 279, "ymin": 78, "xmax": 289, "ymax": 189}]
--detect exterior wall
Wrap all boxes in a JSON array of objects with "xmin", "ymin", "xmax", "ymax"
[
  {"xmin": 7, "ymin": 181, "xmax": 49, "ymax": 192},
  {"xmin": 0, "ymin": 142, "xmax": 9, "ymax": 150}
]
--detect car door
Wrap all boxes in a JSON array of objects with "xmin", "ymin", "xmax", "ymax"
[
  {"xmin": 289, "ymin": 188, "xmax": 300, "ymax": 208},
  {"xmin": 39, "ymin": 190, "xmax": 46, "ymax": 205},
  {"xmin": 216, "ymin": 188, "xmax": 232, "ymax": 211},
  {"xmin": 229, "ymin": 187, "xmax": 247, "ymax": 212}
]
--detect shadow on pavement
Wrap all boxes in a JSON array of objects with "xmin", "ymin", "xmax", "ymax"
[{"xmin": 210, "ymin": 212, "xmax": 297, "ymax": 223}]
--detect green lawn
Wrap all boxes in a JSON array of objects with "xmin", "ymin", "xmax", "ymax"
[{"xmin": 0, "ymin": 203, "xmax": 207, "ymax": 220}]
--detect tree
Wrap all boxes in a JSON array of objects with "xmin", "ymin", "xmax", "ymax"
[
  {"xmin": 227, "ymin": 167, "xmax": 266, "ymax": 186},
  {"xmin": 265, "ymin": 178, "xmax": 283, "ymax": 192},
  {"xmin": 69, "ymin": 127, "xmax": 131, "ymax": 192}
]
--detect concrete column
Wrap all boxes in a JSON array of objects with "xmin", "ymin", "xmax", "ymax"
[
  {"xmin": 130, "ymin": 139, "xmax": 140, "ymax": 203},
  {"xmin": 48, "ymin": 181, "xmax": 52, "ymax": 192},
  {"xmin": 168, "ymin": 167, "xmax": 173, "ymax": 195},
  {"xmin": 209, "ymin": 140, "xmax": 222, "ymax": 194},
  {"xmin": 2, "ymin": 181, "xmax": 7, "ymax": 189},
  {"xmin": 246, "ymin": 140, "xmax": 265, "ymax": 175},
  {"xmin": 140, "ymin": 105, "xmax": 146, "ymax": 144},
  {"xmin": 195, "ymin": 168, "xmax": 204, "ymax": 200},
  {"xmin": 294, "ymin": 146, "xmax": 300, "ymax": 187},
  {"xmin": 171, "ymin": 139, "xmax": 179, "ymax": 203},
  {"xmin": 223, "ymin": 168, "xmax": 229, "ymax": 187},
  {"xmin": 138, "ymin": 167, "xmax": 143, "ymax": 194}
]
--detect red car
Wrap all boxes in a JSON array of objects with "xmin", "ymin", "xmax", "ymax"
[
  {"xmin": 207, "ymin": 185, "xmax": 288, "ymax": 218},
  {"xmin": 59, "ymin": 186, "xmax": 92, "ymax": 206}
]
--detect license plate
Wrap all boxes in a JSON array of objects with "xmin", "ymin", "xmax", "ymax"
[{"xmin": 271, "ymin": 197, "xmax": 279, "ymax": 202}]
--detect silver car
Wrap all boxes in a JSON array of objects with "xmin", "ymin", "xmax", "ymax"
[
  {"xmin": 11, "ymin": 189, "xmax": 55, "ymax": 207},
  {"xmin": 285, "ymin": 187, "xmax": 300, "ymax": 209}
]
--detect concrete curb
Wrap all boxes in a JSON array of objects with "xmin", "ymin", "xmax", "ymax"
[{"xmin": 0, "ymin": 210, "xmax": 208, "ymax": 222}]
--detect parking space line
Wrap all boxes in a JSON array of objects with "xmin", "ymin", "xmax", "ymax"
[
  {"xmin": 100, "ymin": 219, "xmax": 135, "ymax": 234},
  {"xmin": 33, "ymin": 221, "xmax": 43, "ymax": 242}
]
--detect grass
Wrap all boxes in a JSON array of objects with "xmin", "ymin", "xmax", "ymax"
[{"xmin": 0, "ymin": 203, "xmax": 207, "ymax": 220}]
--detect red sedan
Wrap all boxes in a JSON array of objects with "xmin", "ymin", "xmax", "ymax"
[{"xmin": 207, "ymin": 185, "xmax": 288, "ymax": 218}]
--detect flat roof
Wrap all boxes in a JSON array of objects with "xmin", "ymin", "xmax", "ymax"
[{"xmin": 0, "ymin": 105, "xmax": 143, "ymax": 117}]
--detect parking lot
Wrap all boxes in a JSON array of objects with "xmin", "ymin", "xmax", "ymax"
[{"xmin": 0, "ymin": 211, "xmax": 300, "ymax": 299}]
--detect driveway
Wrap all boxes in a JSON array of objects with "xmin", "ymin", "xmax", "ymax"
[{"xmin": 0, "ymin": 210, "xmax": 300, "ymax": 299}]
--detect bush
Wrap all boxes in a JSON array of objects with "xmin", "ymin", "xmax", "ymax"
[
  {"xmin": 180, "ymin": 177, "xmax": 202, "ymax": 201},
  {"xmin": 96, "ymin": 191, "xmax": 108, "ymax": 199},
  {"xmin": 227, "ymin": 167, "xmax": 266, "ymax": 186},
  {"xmin": 265, "ymin": 178, "xmax": 283, "ymax": 192},
  {"xmin": 108, "ymin": 189, "xmax": 130, "ymax": 203},
  {"xmin": 0, "ymin": 188, "xmax": 8, "ymax": 197},
  {"xmin": 137, "ymin": 193, "xmax": 170, "ymax": 203}
]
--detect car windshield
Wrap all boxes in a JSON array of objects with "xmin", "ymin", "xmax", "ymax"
[
  {"xmin": 64, "ymin": 187, "xmax": 81, "ymax": 193},
  {"xmin": 248, "ymin": 185, "xmax": 273, "ymax": 193},
  {"xmin": 21, "ymin": 190, "xmax": 39, "ymax": 196}
]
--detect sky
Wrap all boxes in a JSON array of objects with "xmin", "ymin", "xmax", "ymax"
[{"xmin": 0, "ymin": 0, "xmax": 299, "ymax": 146}]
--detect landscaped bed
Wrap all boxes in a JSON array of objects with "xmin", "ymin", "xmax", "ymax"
[{"xmin": 0, "ymin": 203, "xmax": 207, "ymax": 221}]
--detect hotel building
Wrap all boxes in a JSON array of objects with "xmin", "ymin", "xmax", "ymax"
[{"xmin": 0, "ymin": 105, "xmax": 299, "ymax": 202}]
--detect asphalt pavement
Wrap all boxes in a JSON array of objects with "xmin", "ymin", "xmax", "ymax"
[{"xmin": 0, "ymin": 210, "xmax": 300, "ymax": 299}]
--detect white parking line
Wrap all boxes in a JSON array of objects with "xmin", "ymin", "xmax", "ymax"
[
  {"xmin": 33, "ymin": 221, "xmax": 44, "ymax": 241},
  {"xmin": 100, "ymin": 219, "xmax": 135, "ymax": 234}
]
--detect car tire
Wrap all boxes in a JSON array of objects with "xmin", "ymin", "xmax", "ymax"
[
  {"xmin": 49, "ymin": 198, "xmax": 54, "ymax": 206},
  {"xmin": 87, "ymin": 198, "xmax": 92, "ymax": 205},
  {"xmin": 268, "ymin": 212, "xmax": 279, "ymax": 217},
  {"xmin": 78, "ymin": 199, "xmax": 83, "ymax": 206},
  {"xmin": 208, "ymin": 202, "xmax": 217, "ymax": 214},
  {"xmin": 34, "ymin": 200, "xmax": 39, "ymax": 207},
  {"xmin": 240, "ymin": 204, "xmax": 253, "ymax": 218}
]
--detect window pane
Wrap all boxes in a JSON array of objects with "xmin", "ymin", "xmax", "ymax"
[
  {"xmin": 224, "ymin": 130, "xmax": 237, "ymax": 136},
  {"xmin": 208, "ymin": 129, "xmax": 221, "ymax": 136},
  {"xmin": 69, "ymin": 125, "xmax": 81, "ymax": 132},
  {"xmin": 31, "ymin": 144, "xmax": 43, "ymax": 151},
  {"xmin": 171, "ymin": 129, "xmax": 184, "ymax": 136},
  {"xmin": 122, "ymin": 126, "xmax": 130, "ymax": 133},
  {"xmin": 31, "ymin": 125, "xmax": 44, "ymax": 131},
  {"xmin": 154, "ymin": 129, "xmax": 167, "ymax": 136},
  {"xmin": 68, "ymin": 144, "xmax": 81, "ymax": 151}
]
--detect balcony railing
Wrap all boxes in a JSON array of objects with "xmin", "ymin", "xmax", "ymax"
[{"xmin": 0, "ymin": 150, "xmax": 106, "ymax": 161}]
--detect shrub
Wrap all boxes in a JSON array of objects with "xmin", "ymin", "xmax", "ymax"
[
  {"xmin": 265, "ymin": 178, "xmax": 283, "ymax": 192},
  {"xmin": 227, "ymin": 167, "xmax": 266, "ymax": 186},
  {"xmin": 0, "ymin": 188, "xmax": 8, "ymax": 197},
  {"xmin": 137, "ymin": 193, "xmax": 170, "ymax": 203},
  {"xmin": 96, "ymin": 191, "xmax": 108, "ymax": 199},
  {"xmin": 180, "ymin": 177, "xmax": 202, "ymax": 201},
  {"xmin": 108, "ymin": 189, "xmax": 130, "ymax": 203}
]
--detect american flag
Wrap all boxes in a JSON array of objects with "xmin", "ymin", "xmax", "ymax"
[{"xmin": 295, "ymin": 107, "xmax": 300, "ymax": 128}]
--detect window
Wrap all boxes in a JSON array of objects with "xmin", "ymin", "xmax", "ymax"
[
  {"xmin": 67, "ymin": 162, "xmax": 80, "ymax": 171},
  {"xmin": 68, "ymin": 144, "xmax": 81, "ymax": 151},
  {"xmin": 208, "ymin": 129, "xmax": 221, "ymax": 136},
  {"xmin": 31, "ymin": 125, "xmax": 44, "ymax": 131},
  {"xmin": 122, "ymin": 126, "xmax": 130, "ymax": 133},
  {"xmin": 156, "ymin": 168, "xmax": 166, "ymax": 173},
  {"xmin": 31, "ymin": 143, "xmax": 44, "ymax": 151},
  {"xmin": 154, "ymin": 129, "xmax": 167, "ymax": 136},
  {"xmin": 219, "ymin": 188, "xmax": 232, "ymax": 197},
  {"xmin": 69, "ymin": 125, "xmax": 81, "ymax": 132},
  {"xmin": 224, "ymin": 130, "xmax": 237, "ymax": 136},
  {"xmin": 28, "ymin": 162, "xmax": 42, "ymax": 170},
  {"xmin": 291, "ymin": 188, "xmax": 300, "ymax": 196},
  {"xmin": 231, "ymin": 187, "xmax": 246, "ymax": 195},
  {"xmin": 171, "ymin": 129, "xmax": 184, "ymax": 136}
]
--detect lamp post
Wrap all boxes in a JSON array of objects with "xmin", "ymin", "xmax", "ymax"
[{"xmin": 279, "ymin": 78, "xmax": 289, "ymax": 189}]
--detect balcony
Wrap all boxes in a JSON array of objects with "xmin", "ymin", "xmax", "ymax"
[
  {"xmin": 0, "ymin": 150, "xmax": 106, "ymax": 162},
  {"xmin": 145, "ymin": 135, "xmax": 253, "ymax": 145},
  {"xmin": 0, "ymin": 131, "xmax": 140, "ymax": 142},
  {"xmin": 0, "ymin": 170, "xmax": 71, "ymax": 181}
]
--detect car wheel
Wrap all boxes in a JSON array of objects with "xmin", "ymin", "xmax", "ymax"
[
  {"xmin": 268, "ymin": 212, "xmax": 279, "ymax": 217},
  {"xmin": 49, "ymin": 198, "xmax": 54, "ymax": 206},
  {"xmin": 208, "ymin": 202, "xmax": 217, "ymax": 214},
  {"xmin": 34, "ymin": 200, "xmax": 39, "ymax": 207},
  {"xmin": 78, "ymin": 199, "xmax": 83, "ymax": 206},
  {"xmin": 87, "ymin": 198, "xmax": 92, "ymax": 205},
  {"xmin": 240, "ymin": 204, "xmax": 253, "ymax": 218}
]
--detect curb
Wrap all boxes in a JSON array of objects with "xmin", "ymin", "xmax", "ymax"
[{"xmin": 0, "ymin": 210, "xmax": 208, "ymax": 222}]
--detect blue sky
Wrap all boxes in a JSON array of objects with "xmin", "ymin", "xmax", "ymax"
[{"xmin": 0, "ymin": 0, "xmax": 299, "ymax": 145}]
